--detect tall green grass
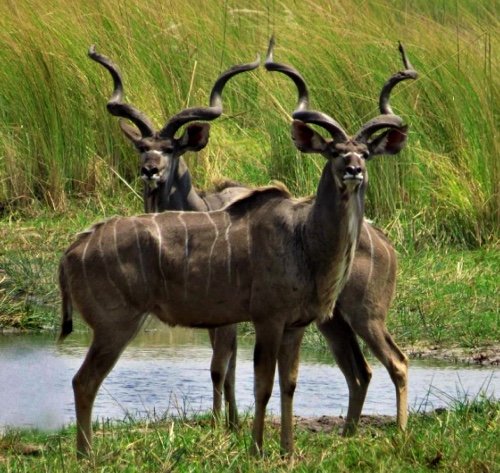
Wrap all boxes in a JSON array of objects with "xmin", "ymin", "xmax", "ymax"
[{"xmin": 0, "ymin": 0, "xmax": 497, "ymax": 247}]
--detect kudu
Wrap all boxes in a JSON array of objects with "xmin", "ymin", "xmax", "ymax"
[
  {"xmin": 59, "ymin": 43, "xmax": 416, "ymax": 457},
  {"xmin": 88, "ymin": 46, "xmax": 259, "ymax": 427},
  {"xmin": 265, "ymin": 38, "xmax": 418, "ymax": 434}
]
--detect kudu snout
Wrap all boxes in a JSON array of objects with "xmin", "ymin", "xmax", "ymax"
[
  {"xmin": 140, "ymin": 151, "xmax": 173, "ymax": 183},
  {"xmin": 141, "ymin": 164, "xmax": 160, "ymax": 178},
  {"xmin": 340, "ymin": 153, "xmax": 365, "ymax": 183},
  {"xmin": 344, "ymin": 165, "xmax": 363, "ymax": 179}
]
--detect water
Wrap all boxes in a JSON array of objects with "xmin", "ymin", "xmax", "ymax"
[{"xmin": 0, "ymin": 326, "xmax": 497, "ymax": 431}]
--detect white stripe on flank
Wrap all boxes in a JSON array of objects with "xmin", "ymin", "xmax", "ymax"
[
  {"xmin": 132, "ymin": 218, "xmax": 147, "ymax": 286},
  {"xmin": 98, "ymin": 221, "xmax": 126, "ymax": 305},
  {"xmin": 81, "ymin": 229, "xmax": 94, "ymax": 296},
  {"xmin": 373, "ymin": 229, "xmax": 392, "ymax": 282},
  {"xmin": 113, "ymin": 219, "xmax": 133, "ymax": 295},
  {"xmin": 224, "ymin": 213, "xmax": 232, "ymax": 283},
  {"xmin": 205, "ymin": 212, "xmax": 219, "ymax": 294},
  {"xmin": 376, "ymin": 230, "xmax": 393, "ymax": 284},
  {"xmin": 152, "ymin": 214, "xmax": 169, "ymax": 294},
  {"xmin": 177, "ymin": 212, "xmax": 189, "ymax": 299},
  {"xmin": 362, "ymin": 224, "xmax": 375, "ymax": 304}
]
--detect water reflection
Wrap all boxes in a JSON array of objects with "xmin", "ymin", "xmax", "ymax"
[{"xmin": 0, "ymin": 325, "xmax": 497, "ymax": 431}]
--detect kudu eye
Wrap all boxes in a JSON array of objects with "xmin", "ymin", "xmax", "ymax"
[{"xmin": 161, "ymin": 146, "xmax": 174, "ymax": 154}]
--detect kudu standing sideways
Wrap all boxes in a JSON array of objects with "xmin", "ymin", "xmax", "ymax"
[
  {"xmin": 265, "ymin": 38, "xmax": 418, "ymax": 434},
  {"xmin": 59, "ymin": 43, "xmax": 416, "ymax": 457},
  {"xmin": 88, "ymin": 46, "xmax": 259, "ymax": 427}
]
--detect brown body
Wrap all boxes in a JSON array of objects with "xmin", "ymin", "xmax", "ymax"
[{"xmin": 63, "ymin": 189, "xmax": 321, "ymax": 330}]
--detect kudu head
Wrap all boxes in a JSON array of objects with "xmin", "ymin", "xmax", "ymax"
[
  {"xmin": 265, "ymin": 37, "xmax": 418, "ymax": 191},
  {"xmin": 89, "ymin": 46, "xmax": 259, "ymax": 200}
]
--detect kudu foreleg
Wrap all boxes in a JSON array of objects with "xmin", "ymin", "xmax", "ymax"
[
  {"xmin": 277, "ymin": 326, "xmax": 305, "ymax": 456},
  {"xmin": 317, "ymin": 310, "xmax": 372, "ymax": 435},
  {"xmin": 73, "ymin": 321, "xmax": 141, "ymax": 457},
  {"xmin": 250, "ymin": 321, "xmax": 284, "ymax": 456},
  {"xmin": 208, "ymin": 324, "xmax": 239, "ymax": 428},
  {"xmin": 223, "ymin": 332, "xmax": 238, "ymax": 428}
]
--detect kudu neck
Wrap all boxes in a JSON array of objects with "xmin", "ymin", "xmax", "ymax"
[
  {"xmin": 305, "ymin": 164, "xmax": 366, "ymax": 266},
  {"xmin": 144, "ymin": 158, "xmax": 208, "ymax": 213}
]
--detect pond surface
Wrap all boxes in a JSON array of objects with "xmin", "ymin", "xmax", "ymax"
[{"xmin": 0, "ymin": 323, "xmax": 497, "ymax": 431}]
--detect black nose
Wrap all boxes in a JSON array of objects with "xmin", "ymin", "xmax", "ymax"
[
  {"xmin": 345, "ymin": 165, "xmax": 362, "ymax": 176},
  {"xmin": 141, "ymin": 166, "xmax": 159, "ymax": 178}
]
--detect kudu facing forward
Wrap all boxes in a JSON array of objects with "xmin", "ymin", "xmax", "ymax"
[
  {"xmin": 265, "ymin": 38, "xmax": 417, "ymax": 434},
  {"xmin": 88, "ymin": 46, "xmax": 259, "ymax": 427},
  {"xmin": 59, "ymin": 43, "xmax": 416, "ymax": 457}
]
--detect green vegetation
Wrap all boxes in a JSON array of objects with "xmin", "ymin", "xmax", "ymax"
[
  {"xmin": 393, "ymin": 248, "xmax": 498, "ymax": 348},
  {"xmin": 0, "ymin": 0, "xmax": 497, "ymax": 248},
  {"xmin": 0, "ymin": 198, "xmax": 139, "ymax": 331},
  {"xmin": 0, "ymin": 397, "xmax": 498, "ymax": 472}
]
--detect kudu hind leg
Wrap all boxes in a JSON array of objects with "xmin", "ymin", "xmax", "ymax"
[
  {"xmin": 355, "ymin": 320, "xmax": 408, "ymax": 430},
  {"xmin": 317, "ymin": 310, "xmax": 372, "ymax": 435},
  {"xmin": 73, "ymin": 321, "xmax": 142, "ymax": 457},
  {"xmin": 277, "ymin": 326, "xmax": 306, "ymax": 455},
  {"xmin": 208, "ymin": 325, "xmax": 238, "ymax": 428}
]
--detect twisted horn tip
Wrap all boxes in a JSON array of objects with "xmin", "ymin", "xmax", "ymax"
[
  {"xmin": 88, "ymin": 44, "xmax": 97, "ymax": 57},
  {"xmin": 266, "ymin": 35, "xmax": 276, "ymax": 63},
  {"xmin": 397, "ymin": 41, "xmax": 416, "ymax": 75}
]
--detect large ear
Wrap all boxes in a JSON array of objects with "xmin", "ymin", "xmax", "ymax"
[
  {"xmin": 178, "ymin": 122, "xmax": 210, "ymax": 152},
  {"xmin": 367, "ymin": 126, "xmax": 408, "ymax": 157},
  {"xmin": 291, "ymin": 120, "xmax": 329, "ymax": 153},
  {"xmin": 119, "ymin": 119, "xmax": 142, "ymax": 144}
]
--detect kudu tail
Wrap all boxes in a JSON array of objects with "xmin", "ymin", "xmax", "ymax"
[{"xmin": 58, "ymin": 261, "xmax": 73, "ymax": 343}]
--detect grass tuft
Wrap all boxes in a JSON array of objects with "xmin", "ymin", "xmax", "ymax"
[{"xmin": 0, "ymin": 398, "xmax": 497, "ymax": 471}]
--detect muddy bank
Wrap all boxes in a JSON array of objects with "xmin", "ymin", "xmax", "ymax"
[
  {"xmin": 283, "ymin": 408, "xmax": 453, "ymax": 434},
  {"xmin": 293, "ymin": 414, "xmax": 396, "ymax": 433},
  {"xmin": 406, "ymin": 344, "xmax": 500, "ymax": 366}
]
